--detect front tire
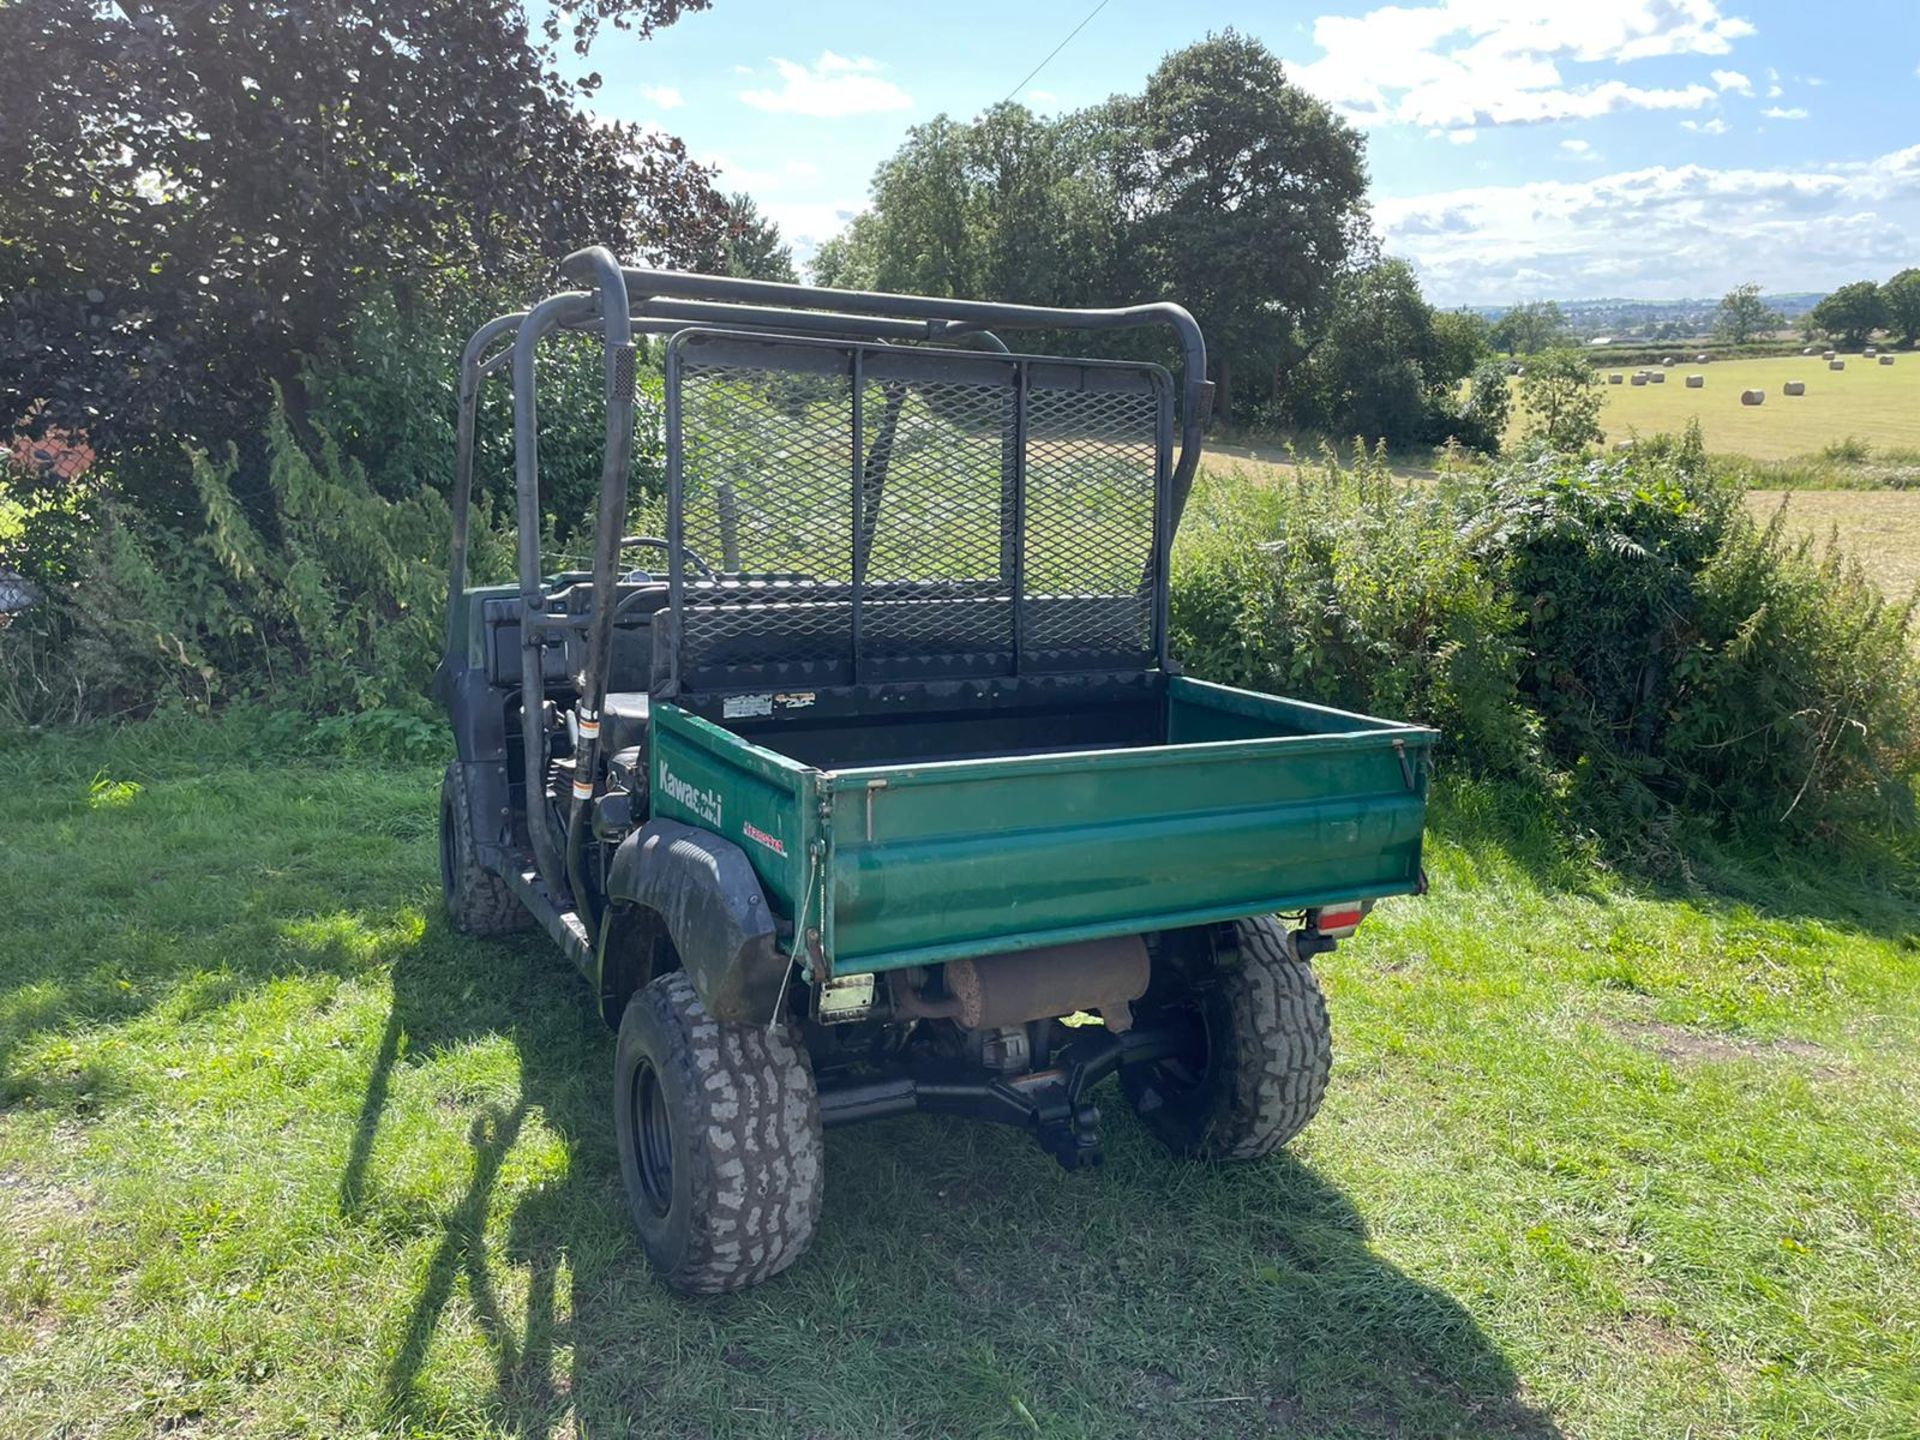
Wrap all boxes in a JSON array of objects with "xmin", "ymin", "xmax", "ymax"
[
  {"xmin": 613, "ymin": 972, "xmax": 823, "ymax": 1294},
  {"xmin": 439, "ymin": 763, "xmax": 528, "ymax": 935},
  {"xmin": 1122, "ymin": 915, "xmax": 1332, "ymax": 1160}
]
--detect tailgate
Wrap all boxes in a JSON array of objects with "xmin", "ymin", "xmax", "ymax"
[{"xmin": 822, "ymin": 677, "xmax": 1434, "ymax": 973}]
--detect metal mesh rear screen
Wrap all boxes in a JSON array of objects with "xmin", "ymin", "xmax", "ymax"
[{"xmin": 669, "ymin": 334, "xmax": 1165, "ymax": 689}]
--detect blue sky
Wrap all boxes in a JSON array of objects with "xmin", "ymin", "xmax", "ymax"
[{"xmin": 590, "ymin": 1, "xmax": 1920, "ymax": 305}]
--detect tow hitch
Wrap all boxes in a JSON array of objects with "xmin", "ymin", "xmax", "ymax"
[{"xmin": 817, "ymin": 1016, "xmax": 1203, "ymax": 1170}]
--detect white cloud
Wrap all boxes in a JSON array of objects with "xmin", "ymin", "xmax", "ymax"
[
  {"xmin": 1376, "ymin": 143, "xmax": 1920, "ymax": 304},
  {"xmin": 638, "ymin": 84, "xmax": 684, "ymax": 110},
  {"xmin": 784, "ymin": 159, "xmax": 820, "ymax": 179},
  {"xmin": 1765, "ymin": 65, "xmax": 1783, "ymax": 97},
  {"xmin": 1681, "ymin": 117, "xmax": 1730, "ymax": 134},
  {"xmin": 1027, "ymin": 89, "xmax": 1060, "ymax": 106},
  {"xmin": 1763, "ymin": 106, "xmax": 1810, "ymax": 120},
  {"xmin": 1559, "ymin": 139, "xmax": 1603, "ymax": 162},
  {"xmin": 759, "ymin": 198, "xmax": 870, "ymax": 274},
  {"xmin": 1710, "ymin": 69, "xmax": 1751, "ymax": 94},
  {"xmin": 1293, "ymin": 0, "xmax": 1755, "ymax": 129},
  {"xmin": 1426, "ymin": 126, "xmax": 1479, "ymax": 143},
  {"xmin": 739, "ymin": 52, "xmax": 912, "ymax": 117}
]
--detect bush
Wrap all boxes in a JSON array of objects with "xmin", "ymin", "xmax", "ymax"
[
  {"xmin": 1171, "ymin": 435, "xmax": 1920, "ymax": 848},
  {"xmin": 1171, "ymin": 447, "xmax": 1539, "ymax": 774},
  {"xmin": 1, "ymin": 278, "xmax": 670, "ymax": 728},
  {"xmin": 0, "ymin": 394, "xmax": 515, "ymax": 727}
]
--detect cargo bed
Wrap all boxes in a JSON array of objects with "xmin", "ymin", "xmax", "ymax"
[{"xmin": 648, "ymin": 674, "xmax": 1433, "ymax": 977}]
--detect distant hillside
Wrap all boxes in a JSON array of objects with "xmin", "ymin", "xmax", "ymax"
[{"xmin": 1467, "ymin": 292, "xmax": 1826, "ymax": 342}]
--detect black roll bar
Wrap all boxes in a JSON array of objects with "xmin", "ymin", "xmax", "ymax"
[{"xmin": 445, "ymin": 245, "xmax": 1212, "ymax": 912}]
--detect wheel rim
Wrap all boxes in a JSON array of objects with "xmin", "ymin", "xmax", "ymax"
[
  {"xmin": 630, "ymin": 1058, "xmax": 674, "ymax": 1218},
  {"xmin": 1141, "ymin": 1000, "xmax": 1213, "ymax": 1101}
]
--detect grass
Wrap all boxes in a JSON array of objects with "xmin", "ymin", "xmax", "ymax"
[
  {"xmin": 1566, "ymin": 354, "xmax": 1920, "ymax": 461},
  {"xmin": 3, "ymin": 724, "xmax": 1920, "ymax": 1439},
  {"xmin": 1747, "ymin": 489, "xmax": 1920, "ymax": 605}
]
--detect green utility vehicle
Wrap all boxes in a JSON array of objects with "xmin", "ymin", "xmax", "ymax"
[{"xmin": 437, "ymin": 249, "xmax": 1434, "ymax": 1293}]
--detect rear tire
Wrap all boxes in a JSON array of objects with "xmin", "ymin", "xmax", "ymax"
[
  {"xmin": 1122, "ymin": 915, "xmax": 1332, "ymax": 1161},
  {"xmin": 439, "ymin": 763, "xmax": 528, "ymax": 935},
  {"xmin": 613, "ymin": 972, "xmax": 823, "ymax": 1294}
]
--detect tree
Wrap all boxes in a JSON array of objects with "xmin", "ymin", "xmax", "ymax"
[
  {"xmin": 1491, "ymin": 301, "xmax": 1565, "ymax": 355},
  {"xmin": 0, "ymin": 0, "xmax": 725, "ymax": 462},
  {"xmin": 807, "ymin": 34, "xmax": 1369, "ymax": 423},
  {"xmin": 719, "ymin": 194, "xmax": 797, "ymax": 283},
  {"xmin": 1809, "ymin": 281, "xmax": 1888, "ymax": 348},
  {"xmin": 1128, "ymin": 32, "xmax": 1370, "ymax": 421},
  {"xmin": 1430, "ymin": 309, "xmax": 1495, "ymax": 387},
  {"xmin": 1519, "ymin": 349, "xmax": 1604, "ymax": 451},
  {"xmin": 1454, "ymin": 358, "xmax": 1513, "ymax": 455},
  {"xmin": 809, "ymin": 104, "xmax": 1125, "ymax": 308},
  {"xmin": 1292, "ymin": 259, "xmax": 1441, "ymax": 446},
  {"xmin": 1714, "ymin": 283, "xmax": 1782, "ymax": 345},
  {"xmin": 1882, "ymin": 268, "xmax": 1920, "ymax": 348}
]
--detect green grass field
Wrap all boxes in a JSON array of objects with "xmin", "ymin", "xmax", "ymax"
[
  {"xmin": 3, "ymin": 725, "xmax": 1918, "ymax": 1439},
  {"xmin": 1580, "ymin": 354, "xmax": 1920, "ymax": 460},
  {"xmin": 1749, "ymin": 489, "xmax": 1920, "ymax": 605}
]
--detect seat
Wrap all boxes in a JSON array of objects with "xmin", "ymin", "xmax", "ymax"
[{"xmin": 602, "ymin": 691, "xmax": 651, "ymax": 756}]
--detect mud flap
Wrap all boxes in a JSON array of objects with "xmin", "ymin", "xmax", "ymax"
[{"xmin": 604, "ymin": 819, "xmax": 785, "ymax": 1022}]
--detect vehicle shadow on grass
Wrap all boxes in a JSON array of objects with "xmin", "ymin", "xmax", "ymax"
[
  {"xmin": 336, "ymin": 924, "xmax": 618, "ymax": 1434},
  {"xmin": 350, "ymin": 928, "xmax": 1563, "ymax": 1440}
]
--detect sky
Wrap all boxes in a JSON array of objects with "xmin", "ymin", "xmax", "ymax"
[{"xmin": 589, "ymin": 0, "xmax": 1920, "ymax": 306}]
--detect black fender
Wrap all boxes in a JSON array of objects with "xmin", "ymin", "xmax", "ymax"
[
  {"xmin": 439, "ymin": 657, "xmax": 514, "ymax": 873},
  {"xmin": 601, "ymin": 819, "xmax": 785, "ymax": 1024}
]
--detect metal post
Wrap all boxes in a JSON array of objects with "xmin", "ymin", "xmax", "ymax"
[
  {"xmin": 1010, "ymin": 360, "xmax": 1030, "ymax": 678},
  {"xmin": 849, "ymin": 347, "xmax": 865, "ymax": 685},
  {"xmin": 557, "ymin": 246, "xmax": 636, "ymax": 928},
  {"xmin": 662, "ymin": 337, "xmax": 685, "ymax": 698},
  {"xmin": 446, "ymin": 312, "xmax": 526, "ymax": 665},
  {"xmin": 510, "ymin": 290, "xmax": 597, "ymax": 896}
]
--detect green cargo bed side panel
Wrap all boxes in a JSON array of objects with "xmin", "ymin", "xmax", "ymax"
[
  {"xmin": 646, "ymin": 678, "xmax": 1433, "ymax": 978},
  {"xmin": 825, "ymin": 677, "xmax": 1433, "ymax": 972},
  {"xmin": 649, "ymin": 703, "xmax": 820, "ymax": 923}
]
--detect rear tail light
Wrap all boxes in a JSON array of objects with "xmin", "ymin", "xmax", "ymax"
[{"xmin": 1311, "ymin": 902, "xmax": 1366, "ymax": 937}]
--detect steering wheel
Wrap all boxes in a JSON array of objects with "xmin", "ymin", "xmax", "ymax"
[{"xmin": 617, "ymin": 534, "xmax": 715, "ymax": 580}]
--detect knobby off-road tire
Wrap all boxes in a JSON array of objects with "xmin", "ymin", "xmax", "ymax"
[
  {"xmin": 1122, "ymin": 915, "xmax": 1332, "ymax": 1161},
  {"xmin": 439, "ymin": 763, "xmax": 529, "ymax": 935},
  {"xmin": 614, "ymin": 971, "xmax": 823, "ymax": 1294}
]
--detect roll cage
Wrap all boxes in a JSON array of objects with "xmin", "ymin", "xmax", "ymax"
[{"xmin": 445, "ymin": 245, "xmax": 1212, "ymax": 927}]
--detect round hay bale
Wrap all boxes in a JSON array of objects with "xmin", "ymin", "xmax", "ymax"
[
  {"xmin": 1829, "ymin": 359, "xmax": 1845, "ymax": 371},
  {"xmin": 1880, "ymin": 354, "xmax": 1896, "ymax": 366},
  {"xmin": 1740, "ymin": 389, "xmax": 1766, "ymax": 406},
  {"xmin": 1695, "ymin": 353, "xmax": 1709, "ymax": 363},
  {"xmin": 1649, "ymin": 371, "xmax": 1667, "ymax": 384},
  {"xmin": 1823, "ymin": 349, "xmax": 1837, "ymax": 361},
  {"xmin": 1685, "ymin": 374, "xmax": 1704, "ymax": 388},
  {"xmin": 1803, "ymin": 346, "xmax": 1816, "ymax": 354},
  {"xmin": 1783, "ymin": 380, "xmax": 1806, "ymax": 396},
  {"xmin": 1630, "ymin": 372, "xmax": 1649, "ymax": 386},
  {"xmin": 1865, "ymin": 347, "xmax": 1877, "ymax": 357},
  {"xmin": 1615, "ymin": 440, "xmax": 1635, "ymax": 452},
  {"xmin": 1609, "ymin": 372, "xmax": 1624, "ymax": 383},
  {"xmin": 1662, "ymin": 357, "xmax": 1675, "ymax": 366}
]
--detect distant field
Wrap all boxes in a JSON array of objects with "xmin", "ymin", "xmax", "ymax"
[
  {"xmin": 1750, "ymin": 488, "xmax": 1920, "ymax": 603},
  {"xmin": 1561, "ymin": 353, "xmax": 1920, "ymax": 460}
]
